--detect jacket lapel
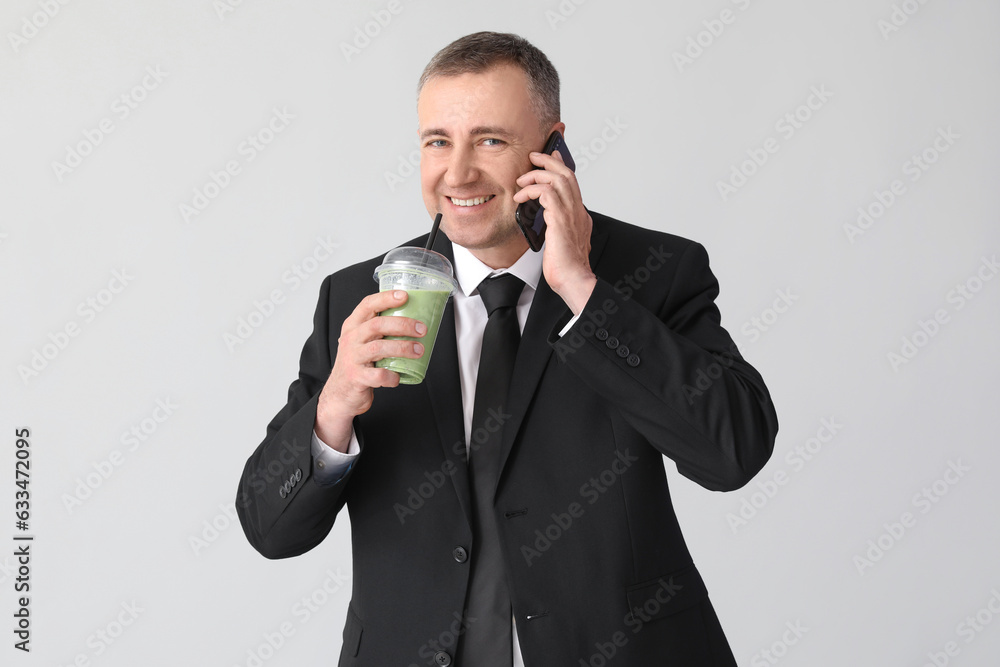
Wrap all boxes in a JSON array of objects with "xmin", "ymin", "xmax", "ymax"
[
  {"xmin": 422, "ymin": 236, "xmax": 473, "ymax": 528},
  {"xmin": 422, "ymin": 217, "xmax": 611, "ymax": 513},
  {"xmin": 494, "ymin": 217, "xmax": 611, "ymax": 495}
]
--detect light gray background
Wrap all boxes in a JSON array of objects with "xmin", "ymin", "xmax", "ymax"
[{"xmin": 2, "ymin": 1, "xmax": 999, "ymax": 665}]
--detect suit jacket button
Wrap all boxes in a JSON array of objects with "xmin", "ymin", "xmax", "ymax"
[
  {"xmin": 606, "ymin": 336, "xmax": 619, "ymax": 349},
  {"xmin": 279, "ymin": 487, "xmax": 287, "ymax": 499},
  {"xmin": 452, "ymin": 547, "xmax": 468, "ymax": 563},
  {"xmin": 434, "ymin": 650, "xmax": 453, "ymax": 666},
  {"xmin": 627, "ymin": 353, "xmax": 640, "ymax": 367},
  {"xmin": 295, "ymin": 468, "xmax": 302, "ymax": 481},
  {"xmin": 616, "ymin": 345, "xmax": 630, "ymax": 358},
  {"xmin": 596, "ymin": 328, "xmax": 609, "ymax": 341}
]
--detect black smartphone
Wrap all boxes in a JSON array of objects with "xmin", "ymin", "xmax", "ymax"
[{"xmin": 515, "ymin": 130, "xmax": 576, "ymax": 252}]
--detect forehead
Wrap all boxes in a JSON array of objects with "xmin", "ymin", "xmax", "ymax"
[{"xmin": 417, "ymin": 65, "xmax": 537, "ymax": 132}]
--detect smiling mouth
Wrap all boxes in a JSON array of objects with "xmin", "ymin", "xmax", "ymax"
[{"xmin": 449, "ymin": 195, "xmax": 495, "ymax": 207}]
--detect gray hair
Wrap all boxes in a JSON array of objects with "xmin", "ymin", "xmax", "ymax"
[{"xmin": 417, "ymin": 31, "xmax": 560, "ymax": 130}]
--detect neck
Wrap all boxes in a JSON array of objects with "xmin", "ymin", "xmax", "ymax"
[{"xmin": 468, "ymin": 237, "xmax": 530, "ymax": 270}]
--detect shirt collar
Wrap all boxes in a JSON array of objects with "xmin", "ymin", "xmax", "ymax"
[{"xmin": 451, "ymin": 241, "xmax": 543, "ymax": 297}]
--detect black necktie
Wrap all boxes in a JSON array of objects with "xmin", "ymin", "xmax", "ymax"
[{"xmin": 459, "ymin": 273, "xmax": 524, "ymax": 667}]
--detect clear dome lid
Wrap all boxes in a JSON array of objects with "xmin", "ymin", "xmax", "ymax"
[{"xmin": 373, "ymin": 246, "xmax": 458, "ymax": 291}]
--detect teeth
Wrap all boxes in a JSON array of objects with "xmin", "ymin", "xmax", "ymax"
[{"xmin": 449, "ymin": 195, "xmax": 494, "ymax": 207}]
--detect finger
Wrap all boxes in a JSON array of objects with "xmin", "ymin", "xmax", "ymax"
[
  {"xmin": 529, "ymin": 171, "xmax": 583, "ymax": 211},
  {"xmin": 352, "ymin": 365, "xmax": 403, "ymax": 389},
  {"xmin": 366, "ymin": 314, "xmax": 428, "ymax": 340},
  {"xmin": 514, "ymin": 173, "xmax": 572, "ymax": 200},
  {"xmin": 353, "ymin": 337, "xmax": 424, "ymax": 366},
  {"xmin": 516, "ymin": 166, "xmax": 576, "ymax": 199},
  {"xmin": 527, "ymin": 150, "xmax": 573, "ymax": 176},
  {"xmin": 529, "ymin": 151, "xmax": 585, "ymax": 205},
  {"xmin": 371, "ymin": 337, "xmax": 425, "ymax": 362},
  {"xmin": 512, "ymin": 182, "xmax": 544, "ymax": 204},
  {"xmin": 343, "ymin": 290, "xmax": 409, "ymax": 330},
  {"xmin": 362, "ymin": 366, "xmax": 404, "ymax": 389},
  {"xmin": 514, "ymin": 182, "xmax": 571, "ymax": 217},
  {"xmin": 516, "ymin": 169, "xmax": 547, "ymax": 188}
]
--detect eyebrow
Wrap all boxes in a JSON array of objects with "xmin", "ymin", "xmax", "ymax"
[{"xmin": 420, "ymin": 126, "xmax": 517, "ymax": 141}]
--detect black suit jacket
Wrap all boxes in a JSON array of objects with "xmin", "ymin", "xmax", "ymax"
[{"xmin": 237, "ymin": 210, "xmax": 779, "ymax": 666}]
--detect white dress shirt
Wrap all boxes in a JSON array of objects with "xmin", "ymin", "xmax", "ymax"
[{"xmin": 311, "ymin": 241, "xmax": 580, "ymax": 666}]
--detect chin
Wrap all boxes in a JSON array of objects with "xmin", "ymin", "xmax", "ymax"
[{"xmin": 445, "ymin": 219, "xmax": 521, "ymax": 251}]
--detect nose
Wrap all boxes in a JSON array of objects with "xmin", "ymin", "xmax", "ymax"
[{"xmin": 443, "ymin": 143, "xmax": 479, "ymax": 189}]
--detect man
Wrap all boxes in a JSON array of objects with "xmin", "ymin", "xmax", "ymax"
[{"xmin": 237, "ymin": 31, "xmax": 778, "ymax": 666}]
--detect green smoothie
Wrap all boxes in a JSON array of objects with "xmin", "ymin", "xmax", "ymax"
[{"xmin": 375, "ymin": 289, "xmax": 451, "ymax": 384}]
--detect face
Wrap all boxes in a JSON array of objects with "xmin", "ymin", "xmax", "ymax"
[{"xmin": 417, "ymin": 65, "xmax": 557, "ymax": 254}]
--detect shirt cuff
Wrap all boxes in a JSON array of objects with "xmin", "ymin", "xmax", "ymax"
[
  {"xmin": 557, "ymin": 312, "xmax": 582, "ymax": 338},
  {"xmin": 311, "ymin": 428, "xmax": 360, "ymax": 486}
]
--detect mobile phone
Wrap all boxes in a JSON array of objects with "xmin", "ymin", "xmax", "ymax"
[{"xmin": 515, "ymin": 131, "xmax": 576, "ymax": 252}]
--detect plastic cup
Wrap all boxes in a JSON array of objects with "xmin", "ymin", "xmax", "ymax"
[{"xmin": 373, "ymin": 247, "xmax": 458, "ymax": 385}]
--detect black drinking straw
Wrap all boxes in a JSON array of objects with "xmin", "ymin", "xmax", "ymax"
[{"xmin": 425, "ymin": 212, "xmax": 442, "ymax": 251}]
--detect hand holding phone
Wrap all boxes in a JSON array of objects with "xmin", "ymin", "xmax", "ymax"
[{"xmin": 515, "ymin": 131, "xmax": 576, "ymax": 252}]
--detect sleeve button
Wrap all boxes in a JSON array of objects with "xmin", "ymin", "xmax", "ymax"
[
  {"xmin": 596, "ymin": 328, "xmax": 609, "ymax": 341},
  {"xmin": 627, "ymin": 354, "xmax": 640, "ymax": 367}
]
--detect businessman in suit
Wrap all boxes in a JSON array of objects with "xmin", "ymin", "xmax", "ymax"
[{"xmin": 237, "ymin": 31, "xmax": 778, "ymax": 666}]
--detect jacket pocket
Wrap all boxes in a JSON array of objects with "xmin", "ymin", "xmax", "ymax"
[
  {"xmin": 340, "ymin": 603, "xmax": 363, "ymax": 658},
  {"xmin": 625, "ymin": 562, "xmax": 708, "ymax": 623}
]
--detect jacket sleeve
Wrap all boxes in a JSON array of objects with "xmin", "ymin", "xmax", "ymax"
[
  {"xmin": 549, "ymin": 241, "xmax": 778, "ymax": 491},
  {"xmin": 236, "ymin": 274, "xmax": 360, "ymax": 558}
]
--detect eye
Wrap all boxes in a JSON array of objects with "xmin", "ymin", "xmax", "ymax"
[
  {"xmin": 425, "ymin": 139, "xmax": 447, "ymax": 148},
  {"xmin": 481, "ymin": 138, "xmax": 504, "ymax": 146}
]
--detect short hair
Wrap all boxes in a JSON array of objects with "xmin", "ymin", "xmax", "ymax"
[{"xmin": 417, "ymin": 31, "xmax": 560, "ymax": 130}]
